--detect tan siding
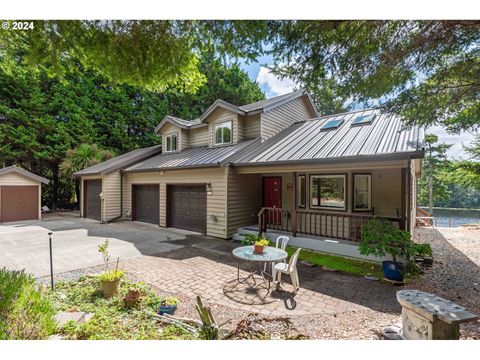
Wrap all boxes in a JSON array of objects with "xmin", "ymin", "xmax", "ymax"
[
  {"xmin": 260, "ymin": 97, "xmax": 314, "ymax": 140},
  {"xmin": 240, "ymin": 113, "xmax": 261, "ymax": 140},
  {"xmin": 104, "ymin": 171, "xmax": 121, "ymax": 221},
  {"xmin": 0, "ymin": 173, "xmax": 39, "ymax": 186},
  {"xmin": 123, "ymin": 167, "xmax": 228, "ymax": 238},
  {"xmin": 226, "ymin": 168, "xmax": 261, "ymax": 236},
  {"xmin": 206, "ymin": 108, "xmax": 238, "ymax": 147},
  {"xmin": 189, "ymin": 127, "xmax": 209, "ymax": 148},
  {"xmin": 160, "ymin": 123, "xmax": 187, "ymax": 151},
  {"xmin": 372, "ymin": 168, "xmax": 402, "ymax": 217}
]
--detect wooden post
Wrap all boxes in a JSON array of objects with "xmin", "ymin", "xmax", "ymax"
[
  {"xmin": 292, "ymin": 172, "xmax": 297, "ymax": 237},
  {"xmin": 400, "ymin": 168, "xmax": 407, "ymax": 230}
]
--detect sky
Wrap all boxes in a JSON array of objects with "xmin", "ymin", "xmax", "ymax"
[{"xmin": 238, "ymin": 58, "xmax": 476, "ymax": 160}]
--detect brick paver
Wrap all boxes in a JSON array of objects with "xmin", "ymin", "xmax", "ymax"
[{"xmin": 121, "ymin": 239, "xmax": 400, "ymax": 316}]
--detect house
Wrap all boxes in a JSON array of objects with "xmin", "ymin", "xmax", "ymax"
[
  {"xmin": 0, "ymin": 165, "xmax": 49, "ymax": 222},
  {"xmin": 75, "ymin": 91, "xmax": 424, "ymax": 259}
]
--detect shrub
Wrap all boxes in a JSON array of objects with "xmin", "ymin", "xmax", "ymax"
[
  {"xmin": 241, "ymin": 233, "xmax": 270, "ymax": 246},
  {"xmin": 97, "ymin": 270, "xmax": 125, "ymax": 282},
  {"xmin": 0, "ymin": 268, "xmax": 56, "ymax": 339},
  {"xmin": 359, "ymin": 217, "xmax": 431, "ymax": 263}
]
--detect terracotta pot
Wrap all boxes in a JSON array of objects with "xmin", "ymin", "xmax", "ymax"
[
  {"xmin": 254, "ymin": 244, "xmax": 264, "ymax": 254},
  {"xmin": 124, "ymin": 289, "xmax": 142, "ymax": 307},
  {"xmin": 101, "ymin": 279, "xmax": 120, "ymax": 298}
]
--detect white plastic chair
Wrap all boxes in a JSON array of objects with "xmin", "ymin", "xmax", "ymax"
[
  {"xmin": 264, "ymin": 236, "xmax": 290, "ymax": 273},
  {"xmin": 273, "ymin": 248, "xmax": 302, "ymax": 293}
]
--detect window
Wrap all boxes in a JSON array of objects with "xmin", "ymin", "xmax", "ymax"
[
  {"xmin": 165, "ymin": 133, "xmax": 177, "ymax": 152},
  {"xmin": 310, "ymin": 175, "xmax": 346, "ymax": 209},
  {"xmin": 321, "ymin": 119, "xmax": 344, "ymax": 131},
  {"xmin": 353, "ymin": 174, "xmax": 372, "ymax": 211},
  {"xmin": 297, "ymin": 175, "xmax": 306, "ymax": 208},
  {"xmin": 214, "ymin": 121, "xmax": 232, "ymax": 145},
  {"xmin": 352, "ymin": 114, "xmax": 375, "ymax": 126}
]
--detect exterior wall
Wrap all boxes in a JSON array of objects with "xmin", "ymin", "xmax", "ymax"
[
  {"xmin": 260, "ymin": 96, "xmax": 316, "ymax": 140},
  {"xmin": 207, "ymin": 108, "xmax": 239, "ymax": 147},
  {"xmin": 160, "ymin": 123, "xmax": 188, "ymax": 151},
  {"xmin": 123, "ymin": 167, "xmax": 228, "ymax": 238},
  {"xmin": 226, "ymin": 168, "xmax": 261, "ymax": 237},
  {"xmin": 189, "ymin": 127, "xmax": 209, "ymax": 148},
  {"xmin": 104, "ymin": 171, "xmax": 122, "ymax": 221},
  {"xmin": 0, "ymin": 173, "xmax": 42, "ymax": 220},
  {"xmin": 240, "ymin": 113, "xmax": 261, "ymax": 140}
]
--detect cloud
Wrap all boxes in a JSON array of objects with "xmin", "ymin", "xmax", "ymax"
[
  {"xmin": 427, "ymin": 126, "xmax": 477, "ymax": 160},
  {"xmin": 256, "ymin": 66, "xmax": 298, "ymax": 98}
]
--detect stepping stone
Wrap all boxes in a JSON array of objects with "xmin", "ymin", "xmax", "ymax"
[
  {"xmin": 300, "ymin": 260, "xmax": 315, "ymax": 267},
  {"xmin": 322, "ymin": 266, "xmax": 338, "ymax": 272},
  {"xmin": 54, "ymin": 311, "xmax": 93, "ymax": 327}
]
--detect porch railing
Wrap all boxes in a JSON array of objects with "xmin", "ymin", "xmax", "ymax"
[{"xmin": 258, "ymin": 207, "xmax": 404, "ymax": 242}]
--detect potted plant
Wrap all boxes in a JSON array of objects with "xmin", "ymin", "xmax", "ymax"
[
  {"xmin": 241, "ymin": 234, "xmax": 270, "ymax": 254},
  {"xmin": 97, "ymin": 239, "xmax": 125, "ymax": 297},
  {"xmin": 359, "ymin": 217, "xmax": 431, "ymax": 282},
  {"xmin": 157, "ymin": 296, "xmax": 178, "ymax": 315},
  {"xmin": 124, "ymin": 288, "xmax": 142, "ymax": 307}
]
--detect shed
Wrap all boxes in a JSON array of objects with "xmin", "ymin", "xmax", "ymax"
[{"xmin": 0, "ymin": 165, "xmax": 49, "ymax": 222}]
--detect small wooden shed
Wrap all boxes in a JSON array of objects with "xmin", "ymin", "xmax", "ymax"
[{"xmin": 0, "ymin": 165, "xmax": 49, "ymax": 223}]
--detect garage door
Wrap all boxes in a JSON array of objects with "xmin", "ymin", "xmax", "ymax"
[
  {"xmin": 167, "ymin": 185, "xmax": 207, "ymax": 233},
  {"xmin": 132, "ymin": 184, "xmax": 159, "ymax": 224},
  {"xmin": 84, "ymin": 179, "xmax": 102, "ymax": 220},
  {"xmin": 0, "ymin": 186, "xmax": 38, "ymax": 222}
]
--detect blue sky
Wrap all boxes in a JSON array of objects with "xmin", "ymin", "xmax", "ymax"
[{"xmin": 238, "ymin": 59, "xmax": 475, "ymax": 160}]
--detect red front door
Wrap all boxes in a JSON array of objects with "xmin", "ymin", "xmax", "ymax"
[{"xmin": 263, "ymin": 176, "xmax": 282, "ymax": 208}]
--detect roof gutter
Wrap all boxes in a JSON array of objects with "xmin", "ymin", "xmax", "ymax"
[{"xmin": 122, "ymin": 162, "xmax": 223, "ymax": 174}]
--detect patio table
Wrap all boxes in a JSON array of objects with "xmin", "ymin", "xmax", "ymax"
[{"xmin": 232, "ymin": 245, "xmax": 288, "ymax": 291}]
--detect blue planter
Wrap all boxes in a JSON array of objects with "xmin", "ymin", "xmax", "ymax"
[
  {"xmin": 382, "ymin": 261, "xmax": 404, "ymax": 282},
  {"xmin": 158, "ymin": 304, "xmax": 177, "ymax": 315}
]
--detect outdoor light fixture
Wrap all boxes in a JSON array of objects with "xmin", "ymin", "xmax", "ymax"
[{"xmin": 206, "ymin": 182, "xmax": 213, "ymax": 195}]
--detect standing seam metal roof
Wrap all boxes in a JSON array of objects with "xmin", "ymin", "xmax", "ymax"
[{"xmin": 229, "ymin": 108, "xmax": 424, "ymax": 166}]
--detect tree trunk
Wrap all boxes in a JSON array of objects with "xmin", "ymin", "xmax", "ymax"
[
  {"xmin": 75, "ymin": 178, "xmax": 81, "ymax": 210},
  {"xmin": 51, "ymin": 162, "xmax": 59, "ymax": 212},
  {"xmin": 428, "ymin": 151, "xmax": 433, "ymax": 215}
]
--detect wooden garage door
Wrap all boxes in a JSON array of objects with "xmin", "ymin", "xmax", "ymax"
[
  {"xmin": 132, "ymin": 185, "xmax": 159, "ymax": 224},
  {"xmin": 167, "ymin": 185, "xmax": 207, "ymax": 233},
  {"xmin": 0, "ymin": 186, "xmax": 38, "ymax": 222},
  {"xmin": 84, "ymin": 179, "xmax": 102, "ymax": 221}
]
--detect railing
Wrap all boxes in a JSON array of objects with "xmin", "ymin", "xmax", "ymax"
[
  {"xmin": 416, "ymin": 207, "xmax": 434, "ymax": 227},
  {"xmin": 258, "ymin": 207, "xmax": 404, "ymax": 242}
]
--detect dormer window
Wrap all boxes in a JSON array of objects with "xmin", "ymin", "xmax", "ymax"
[
  {"xmin": 214, "ymin": 121, "xmax": 232, "ymax": 145},
  {"xmin": 165, "ymin": 133, "xmax": 177, "ymax": 152}
]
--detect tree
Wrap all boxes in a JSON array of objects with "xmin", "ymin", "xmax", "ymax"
[
  {"xmin": 418, "ymin": 134, "xmax": 452, "ymax": 212},
  {"xmin": 267, "ymin": 20, "xmax": 480, "ymax": 132},
  {"xmin": 0, "ymin": 20, "xmax": 267, "ymax": 93},
  {"xmin": 60, "ymin": 144, "xmax": 114, "ymax": 207}
]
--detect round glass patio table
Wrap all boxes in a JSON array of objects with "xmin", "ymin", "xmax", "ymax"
[{"xmin": 232, "ymin": 246, "xmax": 288, "ymax": 291}]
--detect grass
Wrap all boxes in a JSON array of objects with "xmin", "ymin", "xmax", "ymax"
[
  {"xmin": 51, "ymin": 276, "xmax": 194, "ymax": 340},
  {"xmin": 285, "ymin": 246, "xmax": 384, "ymax": 279}
]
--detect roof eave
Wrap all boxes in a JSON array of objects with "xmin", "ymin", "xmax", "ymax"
[
  {"xmin": 123, "ymin": 162, "xmax": 223, "ymax": 174},
  {"xmin": 199, "ymin": 100, "xmax": 246, "ymax": 122}
]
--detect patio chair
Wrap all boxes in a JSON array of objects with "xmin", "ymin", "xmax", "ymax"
[
  {"xmin": 272, "ymin": 248, "xmax": 302, "ymax": 293},
  {"xmin": 264, "ymin": 236, "xmax": 290, "ymax": 273}
]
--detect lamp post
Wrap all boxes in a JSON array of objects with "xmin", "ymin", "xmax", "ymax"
[{"xmin": 48, "ymin": 231, "xmax": 54, "ymax": 291}]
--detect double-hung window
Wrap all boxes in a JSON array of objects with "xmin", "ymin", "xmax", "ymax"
[
  {"xmin": 214, "ymin": 121, "xmax": 232, "ymax": 145},
  {"xmin": 310, "ymin": 175, "xmax": 346, "ymax": 210},
  {"xmin": 297, "ymin": 175, "xmax": 306, "ymax": 208},
  {"xmin": 353, "ymin": 174, "xmax": 372, "ymax": 211},
  {"xmin": 165, "ymin": 133, "xmax": 177, "ymax": 152}
]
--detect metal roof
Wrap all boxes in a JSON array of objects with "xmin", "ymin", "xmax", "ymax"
[
  {"xmin": 0, "ymin": 165, "xmax": 49, "ymax": 184},
  {"xmin": 74, "ymin": 145, "xmax": 162, "ymax": 176},
  {"xmin": 124, "ymin": 139, "xmax": 258, "ymax": 173},
  {"xmin": 230, "ymin": 109, "xmax": 425, "ymax": 166}
]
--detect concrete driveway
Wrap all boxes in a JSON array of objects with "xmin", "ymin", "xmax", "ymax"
[{"xmin": 0, "ymin": 214, "xmax": 232, "ymax": 277}]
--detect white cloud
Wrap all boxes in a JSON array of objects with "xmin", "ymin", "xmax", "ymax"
[
  {"xmin": 256, "ymin": 66, "xmax": 298, "ymax": 98},
  {"xmin": 427, "ymin": 126, "xmax": 477, "ymax": 160}
]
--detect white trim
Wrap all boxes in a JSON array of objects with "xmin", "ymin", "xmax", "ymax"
[
  {"xmin": 353, "ymin": 173, "xmax": 372, "ymax": 211},
  {"xmin": 164, "ymin": 132, "xmax": 178, "ymax": 153},
  {"xmin": 213, "ymin": 121, "xmax": 233, "ymax": 146}
]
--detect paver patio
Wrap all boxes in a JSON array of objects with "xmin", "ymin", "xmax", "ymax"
[{"xmin": 121, "ymin": 242, "xmax": 401, "ymax": 317}]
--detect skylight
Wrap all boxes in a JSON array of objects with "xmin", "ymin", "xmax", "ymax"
[
  {"xmin": 352, "ymin": 114, "xmax": 375, "ymax": 126},
  {"xmin": 321, "ymin": 119, "xmax": 344, "ymax": 131}
]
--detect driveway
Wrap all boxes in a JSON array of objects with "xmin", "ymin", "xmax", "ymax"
[{"xmin": 0, "ymin": 214, "xmax": 233, "ymax": 277}]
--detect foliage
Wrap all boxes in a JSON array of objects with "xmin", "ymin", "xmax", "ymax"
[
  {"xmin": 0, "ymin": 268, "xmax": 56, "ymax": 340},
  {"xmin": 285, "ymin": 246, "xmax": 383, "ymax": 279},
  {"xmin": 241, "ymin": 233, "xmax": 270, "ymax": 246},
  {"xmin": 97, "ymin": 239, "xmax": 111, "ymax": 271},
  {"xmin": 51, "ymin": 276, "xmax": 192, "ymax": 340},
  {"xmin": 360, "ymin": 217, "xmax": 430, "ymax": 264},
  {"xmin": 255, "ymin": 239, "xmax": 270, "ymax": 247},
  {"xmin": 97, "ymin": 270, "xmax": 125, "ymax": 283},
  {"xmin": 267, "ymin": 20, "xmax": 480, "ymax": 133},
  {"xmin": 160, "ymin": 297, "xmax": 179, "ymax": 306}
]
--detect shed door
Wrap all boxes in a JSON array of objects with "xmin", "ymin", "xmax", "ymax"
[
  {"xmin": 132, "ymin": 184, "xmax": 159, "ymax": 225},
  {"xmin": 167, "ymin": 185, "xmax": 207, "ymax": 233},
  {"xmin": 84, "ymin": 179, "xmax": 102, "ymax": 221},
  {"xmin": 0, "ymin": 186, "xmax": 39, "ymax": 222}
]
